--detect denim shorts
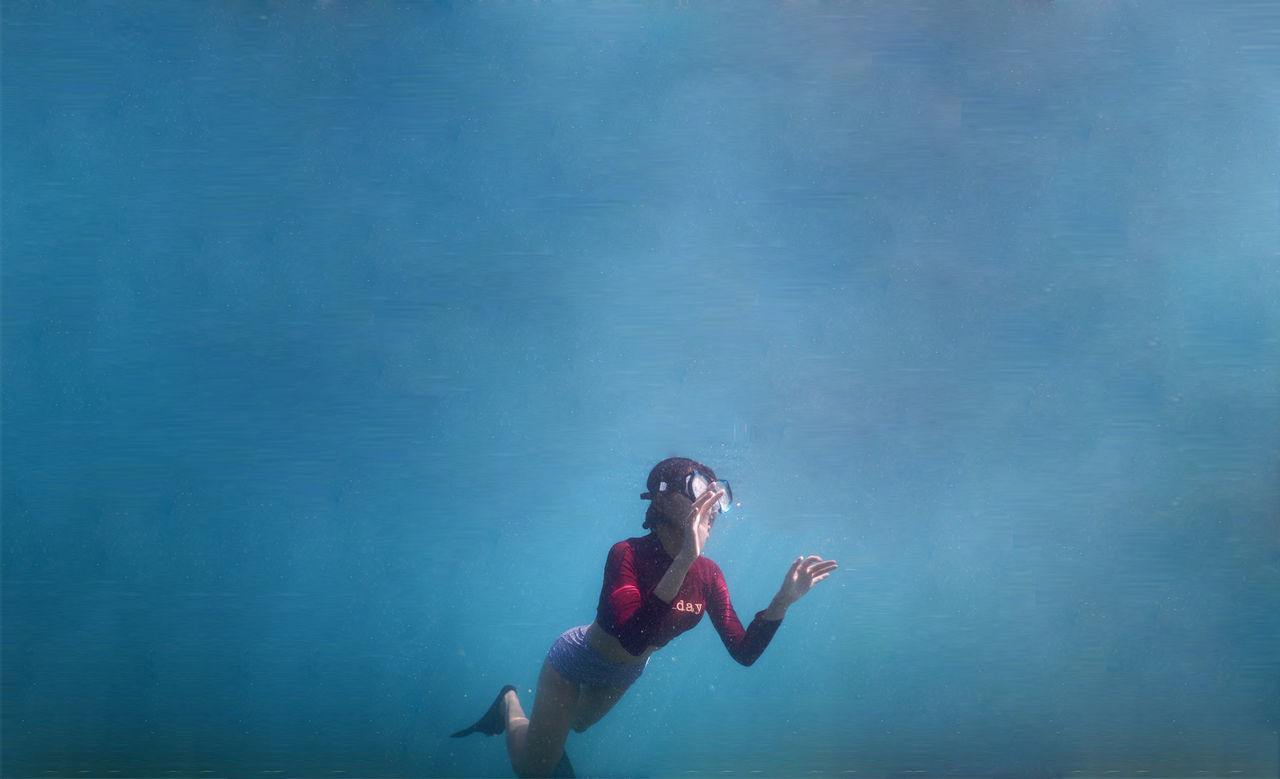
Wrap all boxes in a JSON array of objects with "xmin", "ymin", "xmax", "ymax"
[{"xmin": 546, "ymin": 625, "xmax": 648, "ymax": 689}]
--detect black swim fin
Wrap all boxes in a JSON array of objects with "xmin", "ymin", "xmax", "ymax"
[
  {"xmin": 551, "ymin": 749, "xmax": 575, "ymax": 778},
  {"xmin": 450, "ymin": 685, "xmax": 517, "ymax": 738}
]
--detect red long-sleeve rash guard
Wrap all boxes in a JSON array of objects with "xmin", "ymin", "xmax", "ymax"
[{"xmin": 596, "ymin": 533, "xmax": 782, "ymax": 665}]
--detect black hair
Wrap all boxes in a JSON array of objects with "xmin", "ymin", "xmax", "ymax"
[
  {"xmin": 640, "ymin": 457, "xmax": 718, "ymax": 531},
  {"xmin": 642, "ymin": 502, "xmax": 663, "ymax": 531}
]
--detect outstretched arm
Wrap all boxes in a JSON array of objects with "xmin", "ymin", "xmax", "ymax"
[
  {"xmin": 704, "ymin": 554, "xmax": 837, "ymax": 666},
  {"xmin": 762, "ymin": 556, "xmax": 839, "ymax": 621}
]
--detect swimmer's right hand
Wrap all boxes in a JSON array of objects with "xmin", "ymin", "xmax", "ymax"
[{"xmin": 680, "ymin": 486, "xmax": 724, "ymax": 560}]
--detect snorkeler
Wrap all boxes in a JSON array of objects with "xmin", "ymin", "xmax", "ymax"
[{"xmin": 451, "ymin": 457, "xmax": 838, "ymax": 778}]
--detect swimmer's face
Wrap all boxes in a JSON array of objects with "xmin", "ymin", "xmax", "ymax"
[
  {"xmin": 656, "ymin": 489, "xmax": 719, "ymax": 530},
  {"xmin": 654, "ymin": 491, "xmax": 687, "ymax": 529}
]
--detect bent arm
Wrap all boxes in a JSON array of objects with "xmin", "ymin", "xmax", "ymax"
[
  {"xmin": 719, "ymin": 554, "xmax": 838, "ymax": 661},
  {"xmin": 653, "ymin": 551, "xmax": 696, "ymax": 603},
  {"xmin": 600, "ymin": 543, "xmax": 696, "ymax": 656},
  {"xmin": 602, "ymin": 493, "xmax": 719, "ymax": 655}
]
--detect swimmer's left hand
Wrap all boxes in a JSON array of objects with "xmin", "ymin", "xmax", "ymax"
[{"xmin": 767, "ymin": 556, "xmax": 839, "ymax": 618}]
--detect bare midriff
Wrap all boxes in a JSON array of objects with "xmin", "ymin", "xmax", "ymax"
[{"xmin": 585, "ymin": 621, "xmax": 655, "ymax": 665}]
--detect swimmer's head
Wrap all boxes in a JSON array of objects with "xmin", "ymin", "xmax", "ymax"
[{"xmin": 639, "ymin": 457, "xmax": 733, "ymax": 529}]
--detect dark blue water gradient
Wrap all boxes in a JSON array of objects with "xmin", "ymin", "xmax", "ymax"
[{"xmin": 5, "ymin": 2, "xmax": 1279, "ymax": 776}]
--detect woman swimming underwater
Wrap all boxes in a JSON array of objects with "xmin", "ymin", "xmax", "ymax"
[{"xmin": 452, "ymin": 457, "xmax": 838, "ymax": 778}]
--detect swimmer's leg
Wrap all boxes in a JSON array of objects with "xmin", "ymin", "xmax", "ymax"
[
  {"xmin": 510, "ymin": 660, "xmax": 577, "ymax": 779},
  {"xmin": 571, "ymin": 684, "xmax": 627, "ymax": 733}
]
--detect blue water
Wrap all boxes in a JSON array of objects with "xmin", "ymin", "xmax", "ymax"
[{"xmin": 5, "ymin": 2, "xmax": 1279, "ymax": 777}]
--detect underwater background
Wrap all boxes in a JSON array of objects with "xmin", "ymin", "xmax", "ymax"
[{"xmin": 4, "ymin": 2, "xmax": 1279, "ymax": 777}]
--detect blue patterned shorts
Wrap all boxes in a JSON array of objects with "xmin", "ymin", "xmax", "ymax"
[{"xmin": 546, "ymin": 625, "xmax": 648, "ymax": 689}]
